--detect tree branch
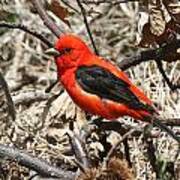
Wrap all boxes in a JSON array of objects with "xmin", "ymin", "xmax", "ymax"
[
  {"xmin": 118, "ymin": 39, "xmax": 180, "ymax": 90},
  {"xmin": 31, "ymin": 0, "xmax": 63, "ymax": 37},
  {"xmin": 155, "ymin": 59, "xmax": 180, "ymax": 91},
  {"xmin": 102, "ymin": 129, "xmax": 135, "ymax": 169},
  {"xmin": 12, "ymin": 91, "xmax": 49, "ymax": 106},
  {"xmin": 0, "ymin": 71, "xmax": 16, "ymax": 121},
  {"xmin": 76, "ymin": 0, "xmax": 99, "ymax": 55},
  {"xmin": 0, "ymin": 144, "xmax": 74, "ymax": 179},
  {"xmin": 81, "ymin": 0, "xmax": 138, "ymax": 5},
  {"xmin": 118, "ymin": 39, "xmax": 180, "ymax": 70},
  {"xmin": 67, "ymin": 131, "xmax": 90, "ymax": 169},
  {"xmin": 0, "ymin": 22, "xmax": 53, "ymax": 48}
]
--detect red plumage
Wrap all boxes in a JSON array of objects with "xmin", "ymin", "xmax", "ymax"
[
  {"xmin": 54, "ymin": 34, "xmax": 155, "ymax": 120},
  {"xmin": 52, "ymin": 34, "xmax": 179, "ymax": 142}
]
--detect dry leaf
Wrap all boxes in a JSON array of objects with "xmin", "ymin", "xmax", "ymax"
[
  {"xmin": 48, "ymin": 0, "xmax": 70, "ymax": 27},
  {"xmin": 137, "ymin": 0, "xmax": 180, "ymax": 47},
  {"xmin": 149, "ymin": 0, "xmax": 166, "ymax": 36}
]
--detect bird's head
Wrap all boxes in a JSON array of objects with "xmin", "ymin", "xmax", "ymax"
[{"xmin": 47, "ymin": 34, "xmax": 92, "ymax": 71}]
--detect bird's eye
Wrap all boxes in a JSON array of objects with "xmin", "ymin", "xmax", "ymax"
[
  {"xmin": 63, "ymin": 48, "xmax": 72, "ymax": 54},
  {"xmin": 59, "ymin": 48, "xmax": 72, "ymax": 57}
]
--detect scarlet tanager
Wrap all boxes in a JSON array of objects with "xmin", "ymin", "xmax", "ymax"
[{"xmin": 48, "ymin": 34, "xmax": 179, "ymax": 143}]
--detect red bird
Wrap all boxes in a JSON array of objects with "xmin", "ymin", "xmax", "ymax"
[{"xmin": 50, "ymin": 34, "xmax": 179, "ymax": 142}]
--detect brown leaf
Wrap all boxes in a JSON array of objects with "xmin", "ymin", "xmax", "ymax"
[
  {"xmin": 149, "ymin": 0, "xmax": 166, "ymax": 36},
  {"xmin": 138, "ymin": 22, "xmax": 177, "ymax": 47},
  {"xmin": 138, "ymin": 23, "xmax": 157, "ymax": 47},
  {"xmin": 163, "ymin": 0, "xmax": 180, "ymax": 23},
  {"xmin": 137, "ymin": 0, "xmax": 179, "ymax": 47},
  {"xmin": 48, "ymin": 0, "xmax": 70, "ymax": 27}
]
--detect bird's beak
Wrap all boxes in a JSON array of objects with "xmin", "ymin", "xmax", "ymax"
[{"xmin": 45, "ymin": 48, "xmax": 60, "ymax": 56}]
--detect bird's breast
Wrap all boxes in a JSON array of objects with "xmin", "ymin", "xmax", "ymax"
[{"xmin": 59, "ymin": 68, "xmax": 125, "ymax": 119}]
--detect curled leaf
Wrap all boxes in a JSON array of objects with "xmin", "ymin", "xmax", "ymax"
[
  {"xmin": 149, "ymin": 0, "xmax": 166, "ymax": 36},
  {"xmin": 138, "ymin": 0, "xmax": 180, "ymax": 47}
]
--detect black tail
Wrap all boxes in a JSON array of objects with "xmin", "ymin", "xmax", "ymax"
[{"xmin": 152, "ymin": 117, "xmax": 180, "ymax": 144}]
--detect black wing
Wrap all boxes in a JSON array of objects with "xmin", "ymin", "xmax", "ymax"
[{"xmin": 76, "ymin": 65, "xmax": 152, "ymax": 111}]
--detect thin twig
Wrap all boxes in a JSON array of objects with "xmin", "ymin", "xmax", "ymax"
[
  {"xmin": 62, "ymin": 0, "xmax": 80, "ymax": 14},
  {"xmin": 67, "ymin": 130, "xmax": 90, "ymax": 169},
  {"xmin": 81, "ymin": 0, "xmax": 138, "ymax": 5},
  {"xmin": 123, "ymin": 138, "xmax": 132, "ymax": 167},
  {"xmin": 143, "ymin": 135, "xmax": 159, "ymax": 178},
  {"xmin": 73, "ymin": 159, "xmax": 86, "ymax": 173},
  {"xmin": 40, "ymin": 90, "xmax": 64, "ymax": 131},
  {"xmin": 0, "ymin": 22, "xmax": 53, "ymax": 48},
  {"xmin": 45, "ymin": 79, "xmax": 59, "ymax": 93},
  {"xmin": 0, "ymin": 71, "xmax": 16, "ymax": 121},
  {"xmin": 92, "ymin": 119, "xmax": 180, "ymax": 139},
  {"xmin": 161, "ymin": 118, "xmax": 180, "ymax": 126},
  {"xmin": 31, "ymin": 0, "xmax": 63, "ymax": 37},
  {"xmin": 12, "ymin": 91, "xmax": 49, "ymax": 106},
  {"xmin": 76, "ymin": 0, "xmax": 99, "ymax": 55},
  {"xmin": 102, "ymin": 129, "xmax": 136, "ymax": 169},
  {"xmin": 155, "ymin": 59, "xmax": 180, "ymax": 91},
  {"xmin": 0, "ymin": 144, "xmax": 74, "ymax": 179}
]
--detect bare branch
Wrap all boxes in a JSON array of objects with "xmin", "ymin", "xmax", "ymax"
[
  {"xmin": 67, "ymin": 131, "xmax": 90, "ymax": 169},
  {"xmin": 118, "ymin": 39, "xmax": 180, "ymax": 69},
  {"xmin": 45, "ymin": 79, "xmax": 59, "ymax": 93},
  {"xmin": 31, "ymin": 0, "xmax": 63, "ymax": 37},
  {"xmin": 61, "ymin": 0, "xmax": 80, "ymax": 14},
  {"xmin": 102, "ymin": 129, "xmax": 136, "ymax": 169},
  {"xmin": 118, "ymin": 39, "xmax": 180, "ymax": 90},
  {"xmin": 0, "ymin": 22, "xmax": 53, "ymax": 48},
  {"xmin": 76, "ymin": 0, "xmax": 99, "ymax": 55},
  {"xmin": 0, "ymin": 144, "xmax": 75, "ymax": 179},
  {"xmin": 0, "ymin": 71, "xmax": 16, "ymax": 121},
  {"xmin": 12, "ymin": 91, "xmax": 49, "ymax": 106},
  {"xmin": 123, "ymin": 138, "xmax": 132, "ymax": 167},
  {"xmin": 143, "ymin": 135, "xmax": 159, "ymax": 177},
  {"xmin": 161, "ymin": 118, "xmax": 180, "ymax": 126},
  {"xmin": 155, "ymin": 59, "xmax": 180, "ymax": 91},
  {"xmin": 81, "ymin": 0, "xmax": 138, "ymax": 5},
  {"xmin": 40, "ymin": 90, "xmax": 64, "ymax": 128}
]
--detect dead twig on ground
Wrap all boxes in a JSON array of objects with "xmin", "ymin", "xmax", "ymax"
[
  {"xmin": 0, "ymin": 144, "xmax": 75, "ymax": 179},
  {"xmin": 0, "ymin": 71, "xmax": 16, "ymax": 121}
]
